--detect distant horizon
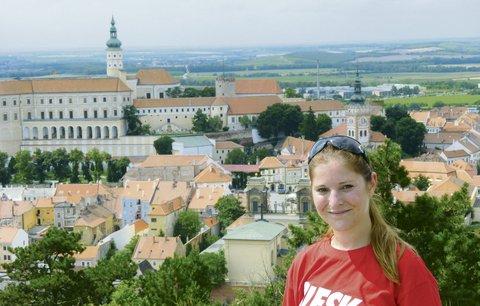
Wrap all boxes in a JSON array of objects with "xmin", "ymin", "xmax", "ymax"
[{"xmin": 2, "ymin": 36, "xmax": 480, "ymax": 55}]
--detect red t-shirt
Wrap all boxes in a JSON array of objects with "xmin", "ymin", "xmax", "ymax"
[{"xmin": 283, "ymin": 238, "xmax": 441, "ymax": 306}]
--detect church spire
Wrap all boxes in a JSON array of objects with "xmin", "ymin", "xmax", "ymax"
[
  {"xmin": 349, "ymin": 69, "xmax": 365, "ymax": 104},
  {"xmin": 106, "ymin": 16, "xmax": 122, "ymax": 49}
]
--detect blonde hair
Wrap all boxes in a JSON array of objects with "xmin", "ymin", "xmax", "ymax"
[{"xmin": 309, "ymin": 145, "xmax": 408, "ymax": 284}]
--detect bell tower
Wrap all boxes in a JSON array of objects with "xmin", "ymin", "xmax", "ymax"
[
  {"xmin": 106, "ymin": 17, "xmax": 124, "ymax": 78},
  {"xmin": 346, "ymin": 71, "xmax": 370, "ymax": 146}
]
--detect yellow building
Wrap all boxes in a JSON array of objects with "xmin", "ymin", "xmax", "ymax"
[
  {"xmin": 34, "ymin": 197, "xmax": 56, "ymax": 226},
  {"xmin": 74, "ymin": 204, "xmax": 114, "ymax": 245}
]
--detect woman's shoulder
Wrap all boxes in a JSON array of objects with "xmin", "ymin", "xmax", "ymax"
[
  {"xmin": 398, "ymin": 244, "xmax": 436, "ymax": 282},
  {"xmin": 291, "ymin": 238, "xmax": 329, "ymax": 265}
]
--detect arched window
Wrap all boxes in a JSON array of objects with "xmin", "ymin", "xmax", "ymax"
[
  {"xmin": 87, "ymin": 127, "xmax": 93, "ymax": 139},
  {"xmin": 112, "ymin": 126, "xmax": 118, "ymax": 139},
  {"xmin": 59, "ymin": 127, "xmax": 66, "ymax": 139},
  {"xmin": 103, "ymin": 126, "xmax": 110, "ymax": 139},
  {"xmin": 23, "ymin": 127, "xmax": 30, "ymax": 139},
  {"xmin": 42, "ymin": 127, "xmax": 48, "ymax": 139},
  {"xmin": 95, "ymin": 126, "xmax": 101, "ymax": 139},
  {"xmin": 76, "ymin": 126, "xmax": 83, "ymax": 139}
]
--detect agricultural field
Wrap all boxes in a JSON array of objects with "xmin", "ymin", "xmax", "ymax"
[{"xmin": 384, "ymin": 94, "xmax": 480, "ymax": 108}]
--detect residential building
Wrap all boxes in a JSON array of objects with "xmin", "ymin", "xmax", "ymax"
[
  {"xmin": 214, "ymin": 141, "xmax": 244, "ymax": 164},
  {"xmin": 121, "ymin": 179, "xmax": 159, "ymax": 227},
  {"xmin": 0, "ymin": 226, "xmax": 29, "ymax": 271},
  {"xmin": 188, "ymin": 186, "xmax": 225, "ymax": 218},
  {"xmin": 74, "ymin": 204, "xmax": 114, "ymax": 245},
  {"xmin": 148, "ymin": 196, "xmax": 185, "ymax": 236},
  {"xmin": 400, "ymin": 160, "xmax": 456, "ymax": 182},
  {"xmin": 34, "ymin": 197, "xmax": 56, "ymax": 226},
  {"xmin": 0, "ymin": 200, "xmax": 36, "ymax": 230},
  {"xmin": 223, "ymin": 220, "xmax": 286, "ymax": 286},
  {"xmin": 194, "ymin": 164, "xmax": 232, "ymax": 189},
  {"xmin": 132, "ymin": 236, "xmax": 185, "ymax": 270},
  {"xmin": 74, "ymin": 245, "xmax": 100, "ymax": 268}
]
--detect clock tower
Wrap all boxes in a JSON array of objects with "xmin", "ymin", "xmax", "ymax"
[
  {"xmin": 106, "ymin": 17, "xmax": 124, "ymax": 78},
  {"xmin": 346, "ymin": 71, "xmax": 371, "ymax": 146}
]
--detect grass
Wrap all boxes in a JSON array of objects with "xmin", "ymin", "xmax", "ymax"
[{"xmin": 384, "ymin": 94, "xmax": 480, "ymax": 107}]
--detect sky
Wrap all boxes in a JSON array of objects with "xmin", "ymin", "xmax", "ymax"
[{"xmin": 1, "ymin": 0, "xmax": 480, "ymax": 52}]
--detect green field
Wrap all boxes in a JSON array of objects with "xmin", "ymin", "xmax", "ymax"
[{"xmin": 384, "ymin": 94, "xmax": 480, "ymax": 107}]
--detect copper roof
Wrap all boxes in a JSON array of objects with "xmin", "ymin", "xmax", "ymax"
[
  {"xmin": 136, "ymin": 69, "xmax": 179, "ymax": 85},
  {"xmin": 0, "ymin": 78, "xmax": 131, "ymax": 95},
  {"xmin": 235, "ymin": 79, "xmax": 282, "ymax": 95}
]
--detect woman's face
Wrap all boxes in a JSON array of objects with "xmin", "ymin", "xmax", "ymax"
[{"xmin": 310, "ymin": 158, "xmax": 377, "ymax": 235}]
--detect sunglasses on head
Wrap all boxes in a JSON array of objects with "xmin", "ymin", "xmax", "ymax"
[{"xmin": 308, "ymin": 135, "xmax": 369, "ymax": 164}]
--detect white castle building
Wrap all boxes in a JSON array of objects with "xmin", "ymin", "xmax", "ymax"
[{"xmin": 0, "ymin": 18, "xmax": 179, "ymax": 157}]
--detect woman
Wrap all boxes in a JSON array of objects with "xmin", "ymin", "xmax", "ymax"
[{"xmin": 283, "ymin": 135, "xmax": 441, "ymax": 305}]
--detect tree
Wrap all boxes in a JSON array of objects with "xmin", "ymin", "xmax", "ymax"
[
  {"xmin": 192, "ymin": 109, "xmax": 209, "ymax": 132},
  {"xmin": 86, "ymin": 148, "xmax": 111, "ymax": 182},
  {"xmin": 0, "ymin": 151, "xmax": 10, "ymax": 186},
  {"xmin": 224, "ymin": 148, "xmax": 247, "ymax": 165},
  {"xmin": 107, "ymin": 157, "xmax": 130, "ymax": 183},
  {"xmin": 239, "ymin": 115, "xmax": 251, "ymax": 129},
  {"xmin": 207, "ymin": 115, "xmax": 223, "ymax": 132},
  {"xmin": 123, "ymin": 105, "xmax": 143, "ymax": 135},
  {"xmin": 385, "ymin": 104, "xmax": 409, "ymax": 122},
  {"xmin": 285, "ymin": 87, "xmax": 301, "ymax": 98},
  {"xmin": 12, "ymin": 150, "xmax": 34, "ymax": 184},
  {"xmin": 166, "ymin": 86, "xmax": 182, "ymax": 98},
  {"xmin": 299, "ymin": 107, "xmax": 318, "ymax": 141},
  {"xmin": 154, "ymin": 136, "xmax": 174, "ymax": 154},
  {"xmin": 69, "ymin": 148, "xmax": 84, "ymax": 183},
  {"xmin": 370, "ymin": 115, "xmax": 386, "ymax": 132},
  {"xmin": 215, "ymin": 195, "xmax": 246, "ymax": 229},
  {"xmin": 248, "ymin": 147, "xmax": 272, "ymax": 165},
  {"xmin": 256, "ymin": 103, "xmax": 303, "ymax": 139},
  {"xmin": 82, "ymin": 160, "xmax": 93, "ymax": 182},
  {"xmin": 369, "ymin": 139, "xmax": 410, "ymax": 205},
  {"xmin": 174, "ymin": 210, "xmax": 201, "ymax": 243},
  {"xmin": 32, "ymin": 149, "xmax": 50, "ymax": 183},
  {"xmin": 50, "ymin": 148, "xmax": 71, "ymax": 182},
  {"xmin": 395, "ymin": 117, "xmax": 426, "ymax": 157},
  {"xmin": 316, "ymin": 113, "xmax": 332, "ymax": 136},
  {"xmin": 0, "ymin": 227, "xmax": 90, "ymax": 305},
  {"xmin": 413, "ymin": 174, "xmax": 430, "ymax": 191},
  {"xmin": 201, "ymin": 86, "xmax": 215, "ymax": 97}
]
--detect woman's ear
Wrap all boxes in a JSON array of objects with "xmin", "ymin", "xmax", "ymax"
[{"xmin": 369, "ymin": 171, "xmax": 378, "ymax": 195}]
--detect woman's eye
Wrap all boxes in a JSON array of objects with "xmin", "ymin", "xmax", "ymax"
[
  {"xmin": 317, "ymin": 188, "xmax": 328, "ymax": 193},
  {"xmin": 342, "ymin": 185, "xmax": 354, "ymax": 190}
]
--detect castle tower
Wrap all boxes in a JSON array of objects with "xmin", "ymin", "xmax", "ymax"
[
  {"xmin": 346, "ymin": 71, "xmax": 371, "ymax": 146},
  {"xmin": 215, "ymin": 76, "xmax": 236, "ymax": 97},
  {"xmin": 106, "ymin": 17, "xmax": 124, "ymax": 78}
]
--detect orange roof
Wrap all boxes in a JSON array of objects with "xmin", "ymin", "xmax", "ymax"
[
  {"xmin": 150, "ymin": 197, "xmax": 185, "ymax": 216},
  {"xmin": 55, "ymin": 183, "xmax": 112, "ymax": 204},
  {"xmin": 0, "ymin": 200, "xmax": 34, "ymax": 218},
  {"xmin": 290, "ymin": 100, "xmax": 345, "ymax": 112},
  {"xmin": 0, "ymin": 78, "xmax": 131, "ymax": 95},
  {"xmin": 426, "ymin": 116, "xmax": 446, "ymax": 128},
  {"xmin": 443, "ymin": 150, "xmax": 469, "ymax": 158},
  {"xmin": 216, "ymin": 141, "xmax": 244, "ymax": 150},
  {"xmin": 409, "ymin": 111, "xmax": 430, "ymax": 123},
  {"xmin": 74, "ymin": 245, "xmax": 99, "ymax": 260},
  {"xmin": 223, "ymin": 95, "xmax": 283, "ymax": 115},
  {"xmin": 75, "ymin": 213, "xmax": 104, "ymax": 228},
  {"xmin": 392, "ymin": 190, "xmax": 425, "ymax": 204},
  {"xmin": 235, "ymin": 79, "xmax": 282, "ymax": 95},
  {"xmin": 35, "ymin": 197, "xmax": 55, "ymax": 208},
  {"xmin": 194, "ymin": 164, "xmax": 232, "ymax": 184},
  {"xmin": 136, "ymin": 69, "xmax": 179, "ymax": 85},
  {"xmin": 188, "ymin": 186, "xmax": 225, "ymax": 210},
  {"xmin": 222, "ymin": 164, "xmax": 260, "ymax": 173},
  {"xmin": 132, "ymin": 219, "xmax": 149, "ymax": 234},
  {"xmin": 139, "ymin": 155, "xmax": 210, "ymax": 168},
  {"xmin": 259, "ymin": 156, "xmax": 285, "ymax": 169},
  {"xmin": 427, "ymin": 176, "xmax": 473, "ymax": 195},
  {"xmin": 132, "ymin": 236, "xmax": 183, "ymax": 260},
  {"xmin": 280, "ymin": 136, "xmax": 314, "ymax": 155},
  {"xmin": 400, "ymin": 160, "xmax": 456, "ymax": 176},
  {"xmin": 451, "ymin": 159, "xmax": 474, "ymax": 171},
  {"xmin": 443, "ymin": 122, "xmax": 471, "ymax": 133},
  {"xmin": 321, "ymin": 123, "xmax": 347, "ymax": 137},
  {"xmin": 134, "ymin": 97, "xmax": 216, "ymax": 108},
  {"xmin": 0, "ymin": 226, "xmax": 20, "ymax": 244},
  {"xmin": 123, "ymin": 179, "xmax": 159, "ymax": 202},
  {"xmin": 151, "ymin": 181, "xmax": 191, "ymax": 205}
]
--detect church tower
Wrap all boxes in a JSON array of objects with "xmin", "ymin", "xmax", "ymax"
[
  {"xmin": 106, "ymin": 17, "xmax": 124, "ymax": 78},
  {"xmin": 346, "ymin": 71, "xmax": 371, "ymax": 146}
]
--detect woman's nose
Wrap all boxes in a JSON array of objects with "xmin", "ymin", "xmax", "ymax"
[{"xmin": 329, "ymin": 190, "xmax": 343, "ymax": 206}]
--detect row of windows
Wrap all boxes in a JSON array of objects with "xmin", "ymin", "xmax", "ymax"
[
  {"xmin": 3, "ymin": 112, "xmax": 18, "ymax": 121},
  {"xmin": 139, "ymin": 106, "xmax": 220, "ymax": 114},
  {"xmin": 33, "ymin": 109, "xmax": 120, "ymax": 120},
  {"xmin": 1, "ymin": 96, "xmax": 130, "ymax": 107}
]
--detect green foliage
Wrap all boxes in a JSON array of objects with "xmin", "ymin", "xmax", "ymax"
[
  {"xmin": 192, "ymin": 110, "xmax": 222, "ymax": 132},
  {"xmin": 370, "ymin": 115, "xmax": 386, "ymax": 132},
  {"xmin": 68, "ymin": 148, "xmax": 84, "ymax": 183},
  {"xmin": 0, "ymin": 227, "xmax": 89, "ymax": 305},
  {"xmin": 153, "ymin": 135, "xmax": 174, "ymax": 154},
  {"xmin": 86, "ymin": 148, "xmax": 111, "ymax": 182},
  {"xmin": 224, "ymin": 148, "xmax": 247, "ymax": 164},
  {"xmin": 285, "ymin": 87, "xmax": 301, "ymax": 98},
  {"xmin": 12, "ymin": 150, "xmax": 34, "ymax": 184},
  {"xmin": 395, "ymin": 117, "xmax": 426, "ymax": 156},
  {"xmin": 107, "ymin": 157, "xmax": 130, "ymax": 182},
  {"xmin": 299, "ymin": 107, "xmax": 318, "ymax": 141},
  {"xmin": 315, "ymin": 113, "xmax": 332, "ymax": 136},
  {"xmin": 256, "ymin": 103, "xmax": 303, "ymax": 138},
  {"xmin": 174, "ymin": 210, "xmax": 202, "ymax": 243},
  {"xmin": 413, "ymin": 174, "xmax": 430, "ymax": 191},
  {"xmin": 369, "ymin": 139, "xmax": 411, "ymax": 204},
  {"xmin": 239, "ymin": 115, "xmax": 252, "ymax": 129},
  {"xmin": 123, "ymin": 105, "xmax": 142, "ymax": 135},
  {"xmin": 0, "ymin": 151, "xmax": 10, "ymax": 186},
  {"xmin": 248, "ymin": 147, "xmax": 273, "ymax": 165},
  {"xmin": 50, "ymin": 148, "xmax": 71, "ymax": 182},
  {"xmin": 32, "ymin": 149, "xmax": 50, "ymax": 183},
  {"xmin": 215, "ymin": 195, "xmax": 246, "ymax": 230}
]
